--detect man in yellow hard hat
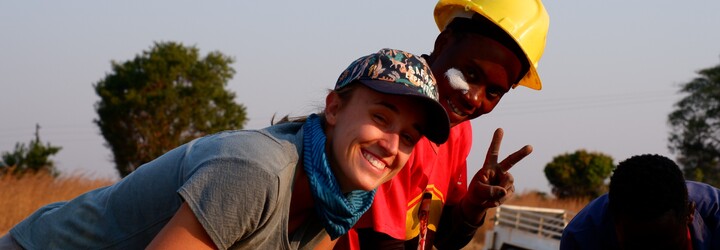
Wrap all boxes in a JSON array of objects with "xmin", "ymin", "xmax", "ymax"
[{"xmin": 334, "ymin": 0, "xmax": 550, "ymax": 249}]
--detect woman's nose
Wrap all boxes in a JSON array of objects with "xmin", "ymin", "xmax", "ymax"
[{"xmin": 377, "ymin": 132, "xmax": 399, "ymax": 156}]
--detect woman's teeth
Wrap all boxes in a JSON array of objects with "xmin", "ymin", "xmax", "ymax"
[{"xmin": 363, "ymin": 151, "xmax": 386, "ymax": 170}]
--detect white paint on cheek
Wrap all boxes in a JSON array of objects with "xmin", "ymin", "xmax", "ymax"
[{"xmin": 445, "ymin": 68, "xmax": 469, "ymax": 94}]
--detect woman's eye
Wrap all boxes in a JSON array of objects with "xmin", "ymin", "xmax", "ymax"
[
  {"xmin": 401, "ymin": 133, "xmax": 417, "ymax": 146},
  {"xmin": 373, "ymin": 114, "xmax": 387, "ymax": 124}
]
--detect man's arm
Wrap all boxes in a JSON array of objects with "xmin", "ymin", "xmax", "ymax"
[
  {"xmin": 433, "ymin": 204, "xmax": 486, "ymax": 249},
  {"xmin": 434, "ymin": 128, "xmax": 532, "ymax": 249}
]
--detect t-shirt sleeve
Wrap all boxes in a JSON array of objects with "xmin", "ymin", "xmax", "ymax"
[
  {"xmin": 176, "ymin": 131, "xmax": 295, "ymax": 249},
  {"xmin": 179, "ymin": 157, "xmax": 280, "ymax": 249}
]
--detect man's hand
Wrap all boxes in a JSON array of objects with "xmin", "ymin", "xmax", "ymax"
[{"xmin": 462, "ymin": 128, "xmax": 532, "ymax": 223}]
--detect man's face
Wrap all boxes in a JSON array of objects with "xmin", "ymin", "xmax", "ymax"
[
  {"xmin": 614, "ymin": 211, "xmax": 691, "ymax": 250},
  {"xmin": 429, "ymin": 33, "xmax": 523, "ymax": 127}
]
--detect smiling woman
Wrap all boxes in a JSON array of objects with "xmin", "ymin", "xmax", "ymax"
[{"xmin": 0, "ymin": 48, "xmax": 449, "ymax": 250}]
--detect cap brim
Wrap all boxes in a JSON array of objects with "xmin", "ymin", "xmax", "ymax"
[{"xmin": 359, "ymin": 80, "xmax": 450, "ymax": 144}]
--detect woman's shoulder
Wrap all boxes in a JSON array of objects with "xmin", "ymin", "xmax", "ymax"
[
  {"xmin": 208, "ymin": 122, "xmax": 302, "ymax": 147},
  {"xmin": 260, "ymin": 122, "xmax": 304, "ymax": 145},
  {"xmin": 186, "ymin": 122, "xmax": 305, "ymax": 167}
]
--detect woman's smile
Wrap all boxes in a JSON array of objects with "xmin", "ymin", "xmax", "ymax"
[{"xmin": 361, "ymin": 149, "xmax": 388, "ymax": 173}]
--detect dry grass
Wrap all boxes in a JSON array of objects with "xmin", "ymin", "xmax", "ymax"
[
  {"xmin": 0, "ymin": 171, "xmax": 115, "ymax": 235},
  {"xmin": 463, "ymin": 191, "xmax": 590, "ymax": 250},
  {"xmin": 504, "ymin": 191, "xmax": 590, "ymax": 214}
]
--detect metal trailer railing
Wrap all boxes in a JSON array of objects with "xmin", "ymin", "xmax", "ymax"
[
  {"xmin": 485, "ymin": 205, "xmax": 576, "ymax": 250},
  {"xmin": 494, "ymin": 204, "xmax": 572, "ymax": 239}
]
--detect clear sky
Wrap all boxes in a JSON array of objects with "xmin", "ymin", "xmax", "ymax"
[{"xmin": 1, "ymin": 1, "xmax": 719, "ymax": 194}]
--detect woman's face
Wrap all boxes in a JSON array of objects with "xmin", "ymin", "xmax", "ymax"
[{"xmin": 324, "ymin": 85, "xmax": 427, "ymax": 192}]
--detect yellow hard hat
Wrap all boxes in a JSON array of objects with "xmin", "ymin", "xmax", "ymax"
[{"xmin": 434, "ymin": 0, "xmax": 549, "ymax": 90}]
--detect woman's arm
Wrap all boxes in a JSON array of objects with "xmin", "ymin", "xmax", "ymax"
[{"xmin": 147, "ymin": 202, "xmax": 216, "ymax": 250}]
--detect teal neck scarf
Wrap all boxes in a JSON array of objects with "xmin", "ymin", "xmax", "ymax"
[{"xmin": 301, "ymin": 114, "xmax": 376, "ymax": 239}]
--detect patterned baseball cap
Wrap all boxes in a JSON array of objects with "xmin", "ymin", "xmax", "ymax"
[{"xmin": 335, "ymin": 48, "xmax": 450, "ymax": 144}]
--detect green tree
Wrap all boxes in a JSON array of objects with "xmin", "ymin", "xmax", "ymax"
[
  {"xmin": 94, "ymin": 41, "xmax": 247, "ymax": 177},
  {"xmin": 544, "ymin": 149, "xmax": 614, "ymax": 199},
  {"xmin": 1, "ymin": 124, "xmax": 62, "ymax": 176},
  {"xmin": 668, "ymin": 59, "xmax": 720, "ymax": 187}
]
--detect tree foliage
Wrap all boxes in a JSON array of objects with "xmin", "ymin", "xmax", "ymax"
[
  {"xmin": 544, "ymin": 149, "xmax": 614, "ymax": 199},
  {"xmin": 668, "ymin": 58, "xmax": 720, "ymax": 187},
  {"xmin": 94, "ymin": 41, "xmax": 247, "ymax": 177},
  {"xmin": 1, "ymin": 124, "xmax": 62, "ymax": 176}
]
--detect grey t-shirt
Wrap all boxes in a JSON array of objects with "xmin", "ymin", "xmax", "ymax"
[{"xmin": 10, "ymin": 122, "xmax": 327, "ymax": 249}]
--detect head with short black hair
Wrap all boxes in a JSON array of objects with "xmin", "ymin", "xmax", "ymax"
[
  {"xmin": 441, "ymin": 16, "xmax": 530, "ymax": 84},
  {"xmin": 609, "ymin": 154, "xmax": 693, "ymax": 249}
]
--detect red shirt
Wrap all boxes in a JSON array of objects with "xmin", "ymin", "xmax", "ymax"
[{"xmin": 335, "ymin": 121, "xmax": 473, "ymax": 249}]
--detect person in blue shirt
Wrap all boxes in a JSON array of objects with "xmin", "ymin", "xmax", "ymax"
[{"xmin": 560, "ymin": 154, "xmax": 720, "ymax": 250}]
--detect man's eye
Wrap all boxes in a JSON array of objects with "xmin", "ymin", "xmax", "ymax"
[
  {"xmin": 466, "ymin": 72, "xmax": 478, "ymax": 81},
  {"xmin": 487, "ymin": 91, "xmax": 500, "ymax": 98},
  {"xmin": 487, "ymin": 87, "xmax": 505, "ymax": 99},
  {"xmin": 465, "ymin": 68, "xmax": 484, "ymax": 82}
]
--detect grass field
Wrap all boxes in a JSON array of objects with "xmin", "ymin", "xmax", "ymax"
[
  {"xmin": 0, "ymin": 171, "xmax": 114, "ymax": 235},
  {"xmin": 0, "ymin": 172, "xmax": 589, "ymax": 249}
]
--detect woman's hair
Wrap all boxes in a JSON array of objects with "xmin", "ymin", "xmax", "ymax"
[
  {"xmin": 272, "ymin": 82, "xmax": 360, "ymax": 125},
  {"xmin": 608, "ymin": 154, "xmax": 689, "ymax": 221}
]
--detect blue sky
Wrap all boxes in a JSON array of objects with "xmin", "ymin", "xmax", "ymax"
[{"xmin": 2, "ymin": 1, "xmax": 719, "ymax": 193}]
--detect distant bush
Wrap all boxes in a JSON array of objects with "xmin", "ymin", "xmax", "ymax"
[
  {"xmin": 544, "ymin": 149, "xmax": 615, "ymax": 199},
  {"xmin": 1, "ymin": 124, "xmax": 61, "ymax": 177}
]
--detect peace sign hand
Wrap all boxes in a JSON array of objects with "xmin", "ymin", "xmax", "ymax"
[{"xmin": 461, "ymin": 128, "xmax": 533, "ymax": 223}]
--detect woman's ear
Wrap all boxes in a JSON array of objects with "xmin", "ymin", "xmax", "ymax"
[{"xmin": 324, "ymin": 91, "xmax": 341, "ymax": 126}]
